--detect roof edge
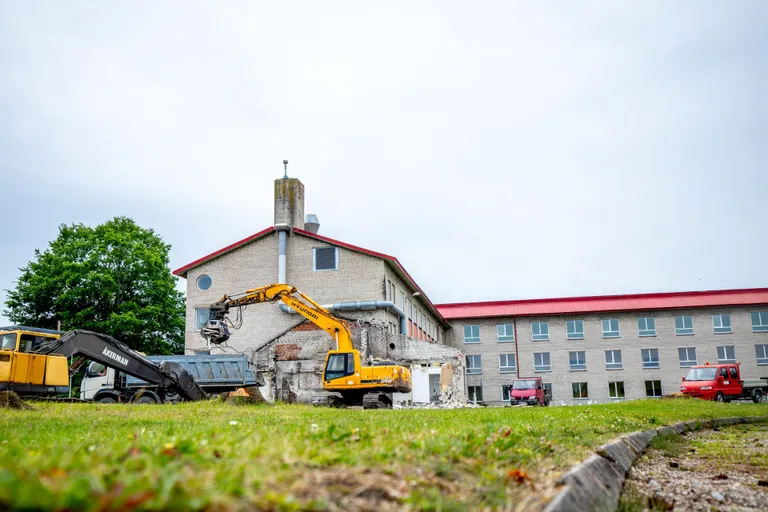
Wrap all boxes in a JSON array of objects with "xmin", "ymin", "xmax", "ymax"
[{"xmin": 173, "ymin": 226, "xmax": 276, "ymax": 277}]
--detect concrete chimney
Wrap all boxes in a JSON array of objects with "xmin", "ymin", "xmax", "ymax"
[{"xmin": 274, "ymin": 177, "xmax": 305, "ymax": 230}]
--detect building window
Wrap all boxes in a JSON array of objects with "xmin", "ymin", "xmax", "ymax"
[
  {"xmin": 398, "ymin": 291, "xmax": 405, "ymax": 311},
  {"xmin": 712, "ymin": 314, "xmax": 731, "ymax": 334},
  {"xmin": 641, "ymin": 348, "xmax": 660, "ymax": 369},
  {"xmin": 466, "ymin": 355, "xmax": 482, "ymax": 374},
  {"xmin": 312, "ymin": 247, "xmax": 338, "ymax": 271},
  {"xmin": 645, "ymin": 380, "xmax": 663, "ymax": 398},
  {"xmin": 717, "ymin": 346, "xmax": 735, "ymax": 364},
  {"xmin": 532, "ymin": 322, "xmax": 549, "ymax": 341},
  {"xmin": 608, "ymin": 381, "xmax": 625, "ymax": 399},
  {"xmin": 502, "ymin": 385, "xmax": 512, "ymax": 402},
  {"xmin": 196, "ymin": 274, "xmax": 212, "ymax": 291},
  {"xmin": 675, "ymin": 315, "xmax": 694, "ymax": 335},
  {"xmin": 499, "ymin": 354, "xmax": 516, "ymax": 373},
  {"xmin": 569, "ymin": 351, "xmax": 587, "ymax": 371},
  {"xmin": 572, "ymin": 382, "xmax": 589, "ymax": 399},
  {"xmin": 566, "ymin": 320, "xmax": 584, "ymax": 340},
  {"xmin": 497, "ymin": 323, "xmax": 514, "ymax": 342},
  {"xmin": 601, "ymin": 319, "xmax": 620, "ymax": 338},
  {"xmin": 678, "ymin": 347, "xmax": 697, "ymax": 367},
  {"xmin": 637, "ymin": 317, "xmax": 656, "ymax": 337},
  {"xmin": 468, "ymin": 386, "xmax": 483, "ymax": 404},
  {"xmin": 534, "ymin": 352, "xmax": 551, "ymax": 372},
  {"xmin": 751, "ymin": 312, "xmax": 768, "ymax": 333},
  {"xmin": 605, "ymin": 350, "xmax": 623, "ymax": 370},
  {"xmin": 463, "ymin": 325, "xmax": 480, "ymax": 343},
  {"xmin": 756, "ymin": 344, "xmax": 768, "ymax": 365},
  {"xmin": 194, "ymin": 308, "xmax": 210, "ymax": 331}
]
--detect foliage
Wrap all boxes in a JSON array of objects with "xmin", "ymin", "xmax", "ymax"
[
  {"xmin": 4, "ymin": 217, "xmax": 184, "ymax": 354},
  {"xmin": 0, "ymin": 400, "xmax": 764, "ymax": 510}
]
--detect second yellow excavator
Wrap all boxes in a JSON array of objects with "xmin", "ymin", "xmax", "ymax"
[{"xmin": 201, "ymin": 284, "xmax": 411, "ymax": 408}]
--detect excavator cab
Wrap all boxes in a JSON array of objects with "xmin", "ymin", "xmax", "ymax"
[
  {"xmin": 0, "ymin": 326, "xmax": 69, "ymax": 395},
  {"xmin": 323, "ymin": 351, "xmax": 357, "ymax": 382}
]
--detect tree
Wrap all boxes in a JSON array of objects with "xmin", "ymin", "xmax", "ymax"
[{"xmin": 4, "ymin": 217, "xmax": 185, "ymax": 354}]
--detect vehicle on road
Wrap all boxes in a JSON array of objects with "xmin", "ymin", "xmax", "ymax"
[{"xmin": 680, "ymin": 362, "xmax": 767, "ymax": 403}]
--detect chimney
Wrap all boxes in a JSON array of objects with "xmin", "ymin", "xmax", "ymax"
[
  {"xmin": 274, "ymin": 176, "xmax": 305, "ymax": 230},
  {"xmin": 304, "ymin": 214, "xmax": 320, "ymax": 234}
]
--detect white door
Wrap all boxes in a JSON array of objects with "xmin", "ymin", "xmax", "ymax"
[{"xmin": 412, "ymin": 368, "xmax": 430, "ymax": 403}]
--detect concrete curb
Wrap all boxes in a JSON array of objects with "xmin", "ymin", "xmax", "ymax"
[{"xmin": 543, "ymin": 416, "xmax": 768, "ymax": 512}]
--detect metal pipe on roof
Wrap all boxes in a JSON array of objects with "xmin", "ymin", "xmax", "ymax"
[
  {"xmin": 279, "ymin": 301, "xmax": 407, "ymax": 335},
  {"xmin": 276, "ymin": 224, "xmax": 290, "ymax": 284}
]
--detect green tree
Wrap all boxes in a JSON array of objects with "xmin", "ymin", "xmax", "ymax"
[{"xmin": 4, "ymin": 217, "xmax": 185, "ymax": 354}]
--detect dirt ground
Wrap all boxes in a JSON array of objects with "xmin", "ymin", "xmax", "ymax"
[{"xmin": 620, "ymin": 424, "xmax": 768, "ymax": 511}]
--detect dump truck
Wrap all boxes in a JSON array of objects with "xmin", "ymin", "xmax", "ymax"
[
  {"xmin": 680, "ymin": 362, "xmax": 768, "ymax": 403},
  {"xmin": 81, "ymin": 354, "xmax": 262, "ymax": 403}
]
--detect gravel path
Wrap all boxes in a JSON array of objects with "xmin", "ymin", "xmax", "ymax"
[{"xmin": 620, "ymin": 424, "xmax": 768, "ymax": 511}]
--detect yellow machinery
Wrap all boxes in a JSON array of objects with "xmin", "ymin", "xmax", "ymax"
[
  {"xmin": 202, "ymin": 284, "xmax": 412, "ymax": 408},
  {"xmin": 0, "ymin": 326, "xmax": 69, "ymax": 395}
]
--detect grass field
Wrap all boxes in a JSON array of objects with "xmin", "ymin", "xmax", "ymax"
[{"xmin": 0, "ymin": 399, "xmax": 766, "ymax": 511}]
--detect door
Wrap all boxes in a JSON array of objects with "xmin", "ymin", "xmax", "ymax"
[
  {"xmin": 726, "ymin": 366, "xmax": 741, "ymax": 397},
  {"xmin": 80, "ymin": 362, "xmax": 113, "ymax": 400},
  {"xmin": 429, "ymin": 374, "xmax": 440, "ymax": 403}
]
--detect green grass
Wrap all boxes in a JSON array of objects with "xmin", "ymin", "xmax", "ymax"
[{"xmin": 0, "ymin": 399, "xmax": 765, "ymax": 511}]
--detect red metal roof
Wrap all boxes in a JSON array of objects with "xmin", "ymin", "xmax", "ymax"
[
  {"xmin": 436, "ymin": 288, "xmax": 768, "ymax": 319},
  {"xmin": 172, "ymin": 227, "xmax": 275, "ymax": 276}
]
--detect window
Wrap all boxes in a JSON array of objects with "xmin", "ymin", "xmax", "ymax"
[
  {"xmin": 757, "ymin": 344, "xmax": 768, "ymax": 365},
  {"xmin": 324, "ymin": 353, "xmax": 355, "ymax": 380},
  {"xmin": 468, "ymin": 386, "xmax": 483, "ymax": 404},
  {"xmin": 675, "ymin": 315, "xmax": 694, "ymax": 335},
  {"xmin": 466, "ymin": 355, "xmax": 482, "ymax": 374},
  {"xmin": 534, "ymin": 352, "xmax": 551, "ymax": 372},
  {"xmin": 751, "ymin": 312, "xmax": 768, "ymax": 332},
  {"xmin": 398, "ymin": 291, "xmax": 405, "ymax": 311},
  {"xmin": 678, "ymin": 347, "xmax": 697, "ymax": 367},
  {"xmin": 712, "ymin": 314, "xmax": 731, "ymax": 334},
  {"xmin": 194, "ymin": 308, "xmax": 210, "ymax": 331},
  {"xmin": 313, "ymin": 247, "xmax": 338, "ymax": 271},
  {"xmin": 497, "ymin": 323, "xmax": 514, "ymax": 342},
  {"xmin": 566, "ymin": 320, "xmax": 584, "ymax": 340},
  {"xmin": 463, "ymin": 325, "xmax": 480, "ymax": 343},
  {"xmin": 0, "ymin": 333, "xmax": 16, "ymax": 351},
  {"xmin": 499, "ymin": 354, "xmax": 516, "ymax": 373},
  {"xmin": 641, "ymin": 348, "xmax": 660, "ymax": 369},
  {"xmin": 532, "ymin": 322, "xmax": 549, "ymax": 341},
  {"xmin": 572, "ymin": 382, "xmax": 589, "ymax": 399},
  {"xmin": 645, "ymin": 380, "xmax": 663, "ymax": 397},
  {"xmin": 569, "ymin": 351, "xmax": 586, "ymax": 371},
  {"xmin": 601, "ymin": 319, "xmax": 619, "ymax": 338},
  {"xmin": 605, "ymin": 350, "xmax": 623, "ymax": 370},
  {"xmin": 637, "ymin": 317, "xmax": 656, "ymax": 336},
  {"xmin": 385, "ymin": 280, "xmax": 392, "ymax": 301},
  {"xmin": 729, "ymin": 367, "xmax": 738, "ymax": 379},
  {"xmin": 717, "ymin": 346, "xmax": 735, "ymax": 364},
  {"xmin": 196, "ymin": 274, "xmax": 212, "ymax": 291},
  {"xmin": 609, "ymin": 381, "xmax": 625, "ymax": 399},
  {"xmin": 502, "ymin": 385, "xmax": 512, "ymax": 402},
  {"xmin": 390, "ymin": 282, "xmax": 396, "ymax": 303}
]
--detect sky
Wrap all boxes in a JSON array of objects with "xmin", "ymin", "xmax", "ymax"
[{"xmin": 1, "ymin": 1, "xmax": 767, "ymax": 323}]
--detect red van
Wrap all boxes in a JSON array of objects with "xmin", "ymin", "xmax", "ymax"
[{"xmin": 508, "ymin": 377, "xmax": 548, "ymax": 406}]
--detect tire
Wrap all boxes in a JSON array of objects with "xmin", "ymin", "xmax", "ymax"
[
  {"xmin": 715, "ymin": 392, "xmax": 725, "ymax": 403},
  {"xmin": 134, "ymin": 395, "xmax": 157, "ymax": 405},
  {"xmin": 754, "ymin": 390, "xmax": 764, "ymax": 404},
  {"xmin": 96, "ymin": 396, "xmax": 117, "ymax": 404}
]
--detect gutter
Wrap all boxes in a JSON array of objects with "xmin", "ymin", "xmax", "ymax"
[{"xmin": 280, "ymin": 300, "xmax": 407, "ymax": 335}]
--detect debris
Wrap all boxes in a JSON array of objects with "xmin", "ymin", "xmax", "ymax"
[
  {"xmin": 505, "ymin": 468, "xmax": 532, "ymax": 486},
  {"xmin": 0, "ymin": 391, "xmax": 32, "ymax": 410},
  {"xmin": 711, "ymin": 491, "xmax": 725, "ymax": 502},
  {"xmin": 669, "ymin": 461, "xmax": 679, "ymax": 468},
  {"xmin": 648, "ymin": 479, "xmax": 661, "ymax": 492},
  {"xmin": 223, "ymin": 387, "xmax": 267, "ymax": 406},
  {"xmin": 713, "ymin": 473, "xmax": 728, "ymax": 480},
  {"xmin": 758, "ymin": 480, "xmax": 768, "ymax": 487}
]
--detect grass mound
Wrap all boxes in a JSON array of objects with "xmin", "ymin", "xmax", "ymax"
[{"xmin": 0, "ymin": 391, "xmax": 32, "ymax": 410}]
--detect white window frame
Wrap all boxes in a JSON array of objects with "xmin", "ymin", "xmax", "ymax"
[
  {"xmin": 641, "ymin": 348, "xmax": 660, "ymax": 369},
  {"xmin": 468, "ymin": 385, "xmax": 483, "ymax": 404},
  {"xmin": 717, "ymin": 345, "xmax": 735, "ymax": 364},
  {"xmin": 463, "ymin": 325, "xmax": 480, "ymax": 343},
  {"xmin": 601, "ymin": 318, "xmax": 620, "ymax": 338},
  {"xmin": 532, "ymin": 321, "xmax": 549, "ymax": 341},
  {"xmin": 751, "ymin": 312, "xmax": 768, "ymax": 333},
  {"xmin": 756, "ymin": 344, "xmax": 768, "ymax": 365},
  {"xmin": 499, "ymin": 354, "xmax": 516, "ymax": 374},
  {"xmin": 572, "ymin": 382, "xmax": 589, "ymax": 399},
  {"xmin": 194, "ymin": 307, "xmax": 210, "ymax": 331},
  {"xmin": 712, "ymin": 314, "xmax": 732, "ymax": 334},
  {"xmin": 466, "ymin": 355, "xmax": 482, "ymax": 374},
  {"xmin": 312, "ymin": 246, "xmax": 338, "ymax": 271},
  {"xmin": 497, "ymin": 323, "xmax": 514, "ymax": 342},
  {"xmin": 605, "ymin": 350, "xmax": 623, "ymax": 370},
  {"xmin": 645, "ymin": 380, "xmax": 663, "ymax": 398},
  {"xmin": 534, "ymin": 352, "xmax": 551, "ymax": 372},
  {"xmin": 569, "ymin": 351, "xmax": 587, "ymax": 371},
  {"xmin": 608, "ymin": 381, "xmax": 625, "ymax": 399},
  {"xmin": 678, "ymin": 347, "xmax": 697, "ymax": 367},
  {"xmin": 637, "ymin": 317, "xmax": 656, "ymax": 337},
  {"xmin": 675, "ymin": 315, "xmax": 694, "ymax": 336},
  {"xmin": 566, "ymin": 320, "xmax": 584, "ymax": 340}
]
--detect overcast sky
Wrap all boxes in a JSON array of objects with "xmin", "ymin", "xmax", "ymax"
[{"xmin": 1, "ymin": 1, "xmax": 767, "ymax": 323}]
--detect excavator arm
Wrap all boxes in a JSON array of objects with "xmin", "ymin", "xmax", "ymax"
[
  {"xmin": 202, "ymin": 284, "xmax": 353, "ymax": 351},
  {"xmin": 37, "ymin": 330, "xmax": 207, "ymax": 402}
]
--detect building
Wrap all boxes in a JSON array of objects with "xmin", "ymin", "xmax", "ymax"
[
  {"xmin": 438, "ymin": 290, "xmax": 768, "ymax": 405},
  {"xmin": 175, "ymin": 174, "xmax": 768, "ymax": 406}
]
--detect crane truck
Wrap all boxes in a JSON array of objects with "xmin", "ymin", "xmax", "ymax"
[
  {"xmin": 0, "ymin": 326, "xmax": 206, "ymax": 403},
  {"xmin": 201, "ymin": 283, "xmax": 411, "ymax": 408}
]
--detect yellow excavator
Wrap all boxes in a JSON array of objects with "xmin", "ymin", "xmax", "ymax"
[{"xmin": 201, "ymin": 284, "xmax": 412, "ymax": 408}]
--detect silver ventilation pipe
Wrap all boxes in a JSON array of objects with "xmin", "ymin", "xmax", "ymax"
[
  {"xmin": 279, "ymin": 300, "xmax": 407, "ymax": 335},
  {"xmin": 275, "ymin": 224, "xmax": 290, "ymax": 284}
]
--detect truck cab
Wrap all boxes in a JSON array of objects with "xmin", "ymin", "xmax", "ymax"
[{"xmin": 508, "ymin": 377, "xmax": 548, "ymax": 406}]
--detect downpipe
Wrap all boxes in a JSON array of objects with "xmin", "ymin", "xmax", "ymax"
[{"xmin": 280, "ymin": 300, "xmax": 407, "ymax": 335}]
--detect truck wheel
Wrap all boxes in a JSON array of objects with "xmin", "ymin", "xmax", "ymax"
[
  {"xmin": 715, "ymin": 392, "xmax": 725, "ymax": 403},
  {"xmin": 134, "ymin": 395, "xmax": 157, "ymax": 405},
  {"xmin": 754, "ymin": 390, "xmax": 764, "ymax": 404},
  {"xmin": 97, "ymin": 396, "xmax": 117, "ymax": 404}
]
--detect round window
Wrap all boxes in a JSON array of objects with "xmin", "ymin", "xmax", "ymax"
[{"xmin": 197, "ymin": 274, "xmax": 212, "ymax": 291}]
